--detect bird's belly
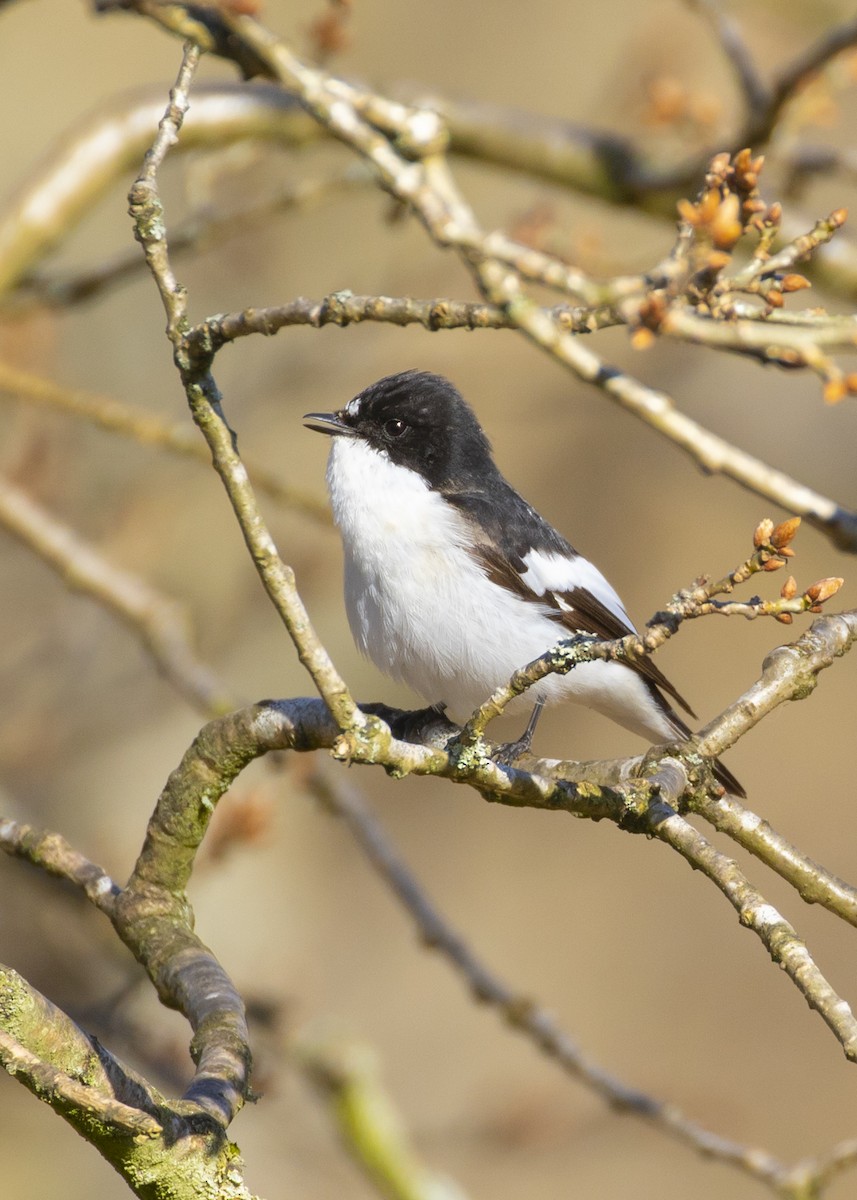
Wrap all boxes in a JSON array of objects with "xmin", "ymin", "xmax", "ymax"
[
  {"xmin": 328, "ymin": 437, "xmax": 671, "ymax": 739},
  {"xmin": 344, "ymin": 538, "xmax": 629, "ymax": 719},
  {"xmin": 343, "ymin": 543, "xmax": 672, "ymax": 742}
]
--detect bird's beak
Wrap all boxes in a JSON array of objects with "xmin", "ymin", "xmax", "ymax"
[{"xmin": 303, "ymin": 411, "xmax": 353, "ymax": 437}]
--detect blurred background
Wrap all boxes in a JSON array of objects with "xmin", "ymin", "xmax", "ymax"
[{"xmin": 1, "ymin": 1, "xmax": 857, "ymax": 1197}]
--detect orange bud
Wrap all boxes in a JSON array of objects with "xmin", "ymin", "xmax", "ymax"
[
  {"xmin": 778, "ymin": 546, "xmax": 796, "ymax": 558},
  {"xmin": 766, "ymin": 202, "xmax": 783, "ymax": 224},
  {"xmin": 709, "ymin": 152, "xmax": 731, "ymax": 173},
  {"xmin": 830, "ymin": 208, "xmax": 848, "ymax": 228},
  {"xmin": 711, "ymin": 194, "xmax": 743, "ymax": 249},
  {"xmin": 754, "ymin": 518, "xmax": 774, "ymax": 547},
  {"xmin": 805, "ymin": 577, "xmax": 844, "ymax": 603},
  {"xmin": 700, "ymin": 189, "xmax": 723, "ymax": 221},
  {"xmin": 780, "ymin": 575, "xmax": 797, "ymax": 599},
  {"xmin": 707, "ymin": 250, "xmax": 731, "ymax": 271},
  {"xmin": 823, "ymin": 378, "xmax": 848, "ymax": 404},
  {"xmin": 677, "ymin": 198, "xmax": 698, "ymax": 224},
  {"xmin": 775, "ymin": 612, "xmax": 794, "ymax": 624},
  {"xmin": 631, "ymin": 328, "xmax": 655, "ymax": 350},
  {"xmin": 763, "ymin": 558, "xmax": 783, "ymax": 571},
  {"xmin": 766, "ymin": 289, "xmax": 784, "ymax": 308},
  {"xmin": 781, "ymin": 274, "xmax": 811, "ymax": 292},
  {"xmin": 771, "ymin": 516, "xmax": 801, "ymax": 548}
]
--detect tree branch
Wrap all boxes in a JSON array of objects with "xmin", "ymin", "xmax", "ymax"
[
  {"xmin": 0, "ymin": 359, "xmax": 330, "ymax": 524},
  {"xmin": 0, "ymin": 472, "xmax": 234, "ymax": 715}
]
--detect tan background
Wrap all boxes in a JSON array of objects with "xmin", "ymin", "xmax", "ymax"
[{"xmin": 1, "ymin": 1, "xmax": 857, "ymax": 1197}]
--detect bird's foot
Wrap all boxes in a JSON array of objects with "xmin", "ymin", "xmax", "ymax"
[
  {"xmin": 492, "ymin": 699, "xmax": 545, "ymax": 766},
  {"xmin": 493, "ymin": 734, "xmax": 534, "ymax": 766},
  {"xmin": 360, "ymin": 702, "xmax": 456, "ymax": 746}
]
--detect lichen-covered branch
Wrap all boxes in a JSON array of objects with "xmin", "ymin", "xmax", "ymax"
[
  {"xmin": 0, "ymin": 896, "xmax": 258, "ymax": 1198},
  {"xmin": 0, "ymin": 965, "xmax": 163, "ymax": 1137},
  {"xmin": 2, "ymin": 597, "xmax": 855, "ymax": 1193}
]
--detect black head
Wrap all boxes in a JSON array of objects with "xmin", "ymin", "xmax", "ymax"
[{"xmin": 304, "ymin": 370, "xmax": 496, "ymax": 490}]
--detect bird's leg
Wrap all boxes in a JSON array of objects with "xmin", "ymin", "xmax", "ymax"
[{"xmin": 494, "ymin": 698, "xmax": 545, "ymax": 765}]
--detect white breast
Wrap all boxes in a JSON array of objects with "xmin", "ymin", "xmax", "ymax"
[{"xmin": 326, "ymin": 436, "xmax": 674, "ymax": 743}]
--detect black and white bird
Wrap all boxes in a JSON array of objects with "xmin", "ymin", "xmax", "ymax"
[{"xmin": 305, "ymin": 369, "xmax": 741, "ymax": 794}]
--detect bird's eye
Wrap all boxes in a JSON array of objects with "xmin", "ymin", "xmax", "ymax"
[{"xmin": 384, "ymin": 418, "xmax": 407, "ymax": 438}]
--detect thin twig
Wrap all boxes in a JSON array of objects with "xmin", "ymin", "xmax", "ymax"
[
  {"xmin": 127, "ymin": 45, "xmax": 365, "ymax": 734},
  {"xmin": 0, "ymin": 473, "xmax": 234, "ymax": 715},
  {"xmin": 0, "ymin": 818, "xmax": 120, "ymax": 912},
  {"xmin": 193, "ymin": 291, "xmax": 616, "ymax": 349},
  {"xmin": 689, "ymin": 0, "xmax": 769, "ymax": 113},
  {"xmin": 0, "ymin": 360, "xmax": 330, "ymax": 524},
  {"xmin": 694, "ymin": 611, "xmax": 857, "ymax": 760},
  {"xmin": 8, "ymin": 166, "xmax": 368, "ymax": 311},
  {"xmin": 694, "ymin": 791, "xmax": 857, "ymax": 926},
  {"xmin": 647, "ymin": 801, "xmax": 857, "ymax": 1059},
  {"xmin": 298, "ymin": 1028, "xmax": 470, "ymax": 1200},
  {"xmin": 310, "ymin": 768, "xmax": 794, "ymax": 1191}
]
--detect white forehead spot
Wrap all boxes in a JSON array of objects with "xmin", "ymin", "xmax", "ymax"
[{"xmin": 345, "ymin": 396, "xmax": 362, "ymax": 417}]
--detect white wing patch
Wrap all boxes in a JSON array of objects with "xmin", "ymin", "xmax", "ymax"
[{"xmin": 520, "ymin": 549, "xmax": 635, "ymax": 631}]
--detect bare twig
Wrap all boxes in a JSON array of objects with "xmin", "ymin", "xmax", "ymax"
[
  {"xmin": 310, "ymin": 769, "xmax": 796, "ymax": 1192},
  {"xmin": 8, "ymin": 166, "xmax": 368, "ymax": 311},
  {"xmin": 0, "ymin": 360, "xmax": 330, "ymax": 524},
  {"xmin": 299, "ymin": 1028, "xmax": 470, "ymax": 1200},
  {"xmin": 127, "ymin": 45, "xmax": 365, "ymax": 734},
  {"xmin": 695, "ymin": 610, "xmax": 857, "ymax": 760},
  {"xmin": 0, "ymin": 818, "xmax": 120, "ymax": 912},
  {"xmin": 192, "ymin": 290, "xmax": 617, "ymax": 349},
  {"xmin": 689, "ymin": 0, "xmax": 769, "ymax": 114},
  {"xmin": 763, "ymin": 16, "xmax": 857, "ymax": 139},
  {"xmin": 648, "ymin": 801, "xmax": 857, "ymax": 1059},
  {"xmin": 694, "ymin": 791, "xmax": 857, "ymax": 927},
  {"xmin": 455, "ymin": 519, "xmax": 839, "ymax": 743},
  {"xmin": 182, "ymin": 20, "xmax": 857, "ymax": 552},
  {"xmin": 0, "ymin": 82, "xmax": 319, "ymax": 297},
  {"xmin": 1, "ymin": 25, "xmax": 855, "ymax": 553},
  {"xmin": 0, "ymin": 473, "xmax": 234, "ymax": 715}
]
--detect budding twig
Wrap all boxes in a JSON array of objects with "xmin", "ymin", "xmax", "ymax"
[{"xmin": 456, "ymin": 516, "xmax": 843, "ymax": 745}]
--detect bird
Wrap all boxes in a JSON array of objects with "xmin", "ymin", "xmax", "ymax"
[{"xmin": 304, "ymin": 369, "xmax": 742, "ymax": 795}]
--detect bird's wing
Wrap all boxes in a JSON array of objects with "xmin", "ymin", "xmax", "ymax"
[
  {"xmin": 443, "ymin": 480, "xmax": 696, "ymax": 716},
  {"xmin": 472, "ymin": 540, "xmax": 697, "ymax": 718}
]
